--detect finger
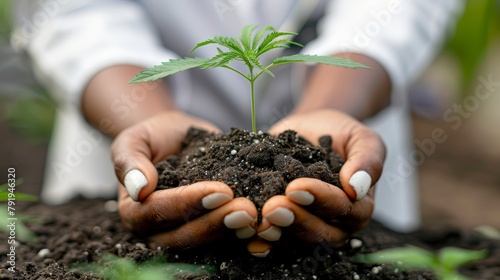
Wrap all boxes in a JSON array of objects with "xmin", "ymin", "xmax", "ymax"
[
  {"xmin": 286, "ymin": 178, "xmax": 374, "ymax": 230},
  {"xmin": 111, "ymin": 112, "xmax": 220, "ymax": 201},
  {"xmin": 149, "ymin": 197, "xmax": 257, "ymax": 250},
  {"xmin": 118, "ymin": 181, "xmax": 234, "ymax": 233},
  {"xmin": 247, "ymin": 239, "xmax": 272, "ymax": 258},
  {"xmin": 261, "ymin": 195, "xmax": 349, "ymax": 245},
  {"xmin": 339, "ymin": 125, "xmax": 385, "ymax": 200},
  {"xmin": 268, "ymin": 110, "xmax": 385, "ymax": 201}
]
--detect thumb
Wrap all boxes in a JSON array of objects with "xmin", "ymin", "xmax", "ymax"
[
  {"xmin": 339, "ymin": 126, "xmax": 385, "ymax": 201},
  {"xmin": 111, "ymin": 125, "xmax": 164, "ymax": 202},
  {"xmin": 111, "ymin": 112, "xmax": 221, "ymax": 201}
]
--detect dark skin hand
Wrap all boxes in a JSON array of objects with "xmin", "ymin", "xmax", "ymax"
[
  {"xmin": 245, "ymin": 53, "xmax": 390, "ymax": 255},
  {"xmin": 83, "ymin": 53, "xmax": 389, "ymax": 256}
]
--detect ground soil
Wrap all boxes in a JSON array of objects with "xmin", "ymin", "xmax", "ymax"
[
  {"xmin": 1, "ymin": 199, "xmax": 499, "ymax": 279},
  {"xmin": 1, "ymin": 128, "xmax": 499, "ymax": 279}
]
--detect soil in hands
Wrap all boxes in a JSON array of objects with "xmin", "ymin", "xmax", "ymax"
[{"xmin": 155, "ymin": 127, "xmax": 345, "ymax": 216}]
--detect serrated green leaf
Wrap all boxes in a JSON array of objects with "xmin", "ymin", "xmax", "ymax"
[
  {"xmin": 202, "ymin": 51, "xmax": 239, "ymax": 68},
  {"xmin": 240, "ymin": 24, "xmax": 258, "ymax": 52},
  {"xmin": 252, "ymin": 25, "xmax": 275, "ymax": 50},
  {"xmin": 195, "ymin": 35, "xmax": 245, "ymax": 56},
  {"xmin": 256, "ymin": 39, "xmax": 302, "ymax": 56},
  {"xmin": 354, "ymin": 246, "xmax": 436, "ymax": 269},
  {"xmin": 257, "ymin": 31, "xmax": 297, "ymax": 54},
  {"xmin": 130, "ymin": 57, "xmax": 209, "ymax": 83},
  {"xmin": 271, "ymin": 54, "xmax": 370, "ymax": 69},
  {"xmin": 438, "ymin": 247, "xmax": 487, "ymax": 270},
  {"xmin": 247, "ymin": 55, "xmax": 274, "ymax": 78},
  {"xmin": 190, "ymin": 38, "xmax": 216, "ymax": 53}
]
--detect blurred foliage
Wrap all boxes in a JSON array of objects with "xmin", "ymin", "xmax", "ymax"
[
  {"xmin": 355, "ymin": 245, "xmax": 488, "ymax": 280},
  {"xmin": 0, "ymin": 179, "xmax": 39, "ymax": 242},
  {"xmin": 0, "ymin": 0, "xmax": 11, "ymax": 36},
  {"xmin": 0, "ymin": 0, "xmax": 56, "ymax": 145},
  {"xmin": 73, "ymin": 253, "xmax": 215, "ymax": 280},
  {"xmin": 445, "ymin": 0, "xmax": 500, "ymax": 94},
  {"xmin": 2, "ymin": 89, "xmax": 57, "ymax": 145}
]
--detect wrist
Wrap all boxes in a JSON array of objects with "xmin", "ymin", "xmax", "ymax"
[
  {"xmin": 82, "ymin": 65, "xmax": 177, "ymax": 138},
  {"xmin": 294, "ymin": 53, "xmax": 391, "ymax": 121}
]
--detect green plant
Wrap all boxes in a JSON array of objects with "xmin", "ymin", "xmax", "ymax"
[
  {"xmin": 0, "ymin": 179, "xmax": 38, "ymax": 241},
  {"xmin": 354, "ymin": 245, "xmax": 488, "ymax": 280},
  {"xmin": 130, "ymin": 25, "xmax": 369, "ymax": 133},
  {"xmin": 73, "ymin": 253, "xmax": 215, "ymax": 280}
]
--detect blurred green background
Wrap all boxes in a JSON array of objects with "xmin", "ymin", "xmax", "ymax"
[{"xmin": 0, "ymin": 0, "xmax": 56, "ymax": 145}]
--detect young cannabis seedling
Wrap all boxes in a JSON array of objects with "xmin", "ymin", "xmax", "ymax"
[
  {"xmin": 354, "ymin": 245, "xmax": 488, "ymax": 280},
  {"xmin": 130, "ymin": 25, "xmax": 369, "ymax": 133},
  {"xmin": 73, "ymin": 253, "xmax": 215, "ymax": 280}
]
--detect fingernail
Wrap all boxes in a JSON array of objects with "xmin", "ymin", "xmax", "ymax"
[
  {"xmin": 349, "ymin": 170, "xmax": 372, "ymax": 200},
  {"xmin": 265, "ymin": 207, "xmax": 294, "ymax": 227},
  {"xmin": 258, "ymin": 225, "xmax": 282, "ymax": 241},
  {"xmin": 251, "ymin": 249, "xmax": 270, "ymax": 258},
  {"xmin": 202, "ymin": 193, "xmax": 232, "ymax": 209},
  {"xmin": 235, "ymin": 226, "xmax": 256, "ymax": 239},
  {"xmin": 287, "ymin": 190, "xmax": 315, "ymax": 205},
  {"xmin": 224, "ymin": 210, "xmax": 255, "ymax": 229},
  {"xmin": 124, "ymin": 169, "xmax": 148, "ymax": 201}
]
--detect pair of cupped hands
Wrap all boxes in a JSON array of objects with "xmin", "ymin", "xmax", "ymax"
[{"xmin": 111, "ymin": 109, "xmax": 385, "ymax": 257}]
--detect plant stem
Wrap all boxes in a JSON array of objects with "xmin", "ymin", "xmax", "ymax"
[{"xmin": 250, "ymin": 78, "xmax": 257, "ymax": 133}]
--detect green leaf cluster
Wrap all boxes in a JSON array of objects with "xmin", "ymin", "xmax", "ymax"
[
  {"xmin": 130, "ymin": 25, "xmax": 368, "ymax": 84},
  {"xmin": 354, "ymin": 245, "xmax": 488, "ymax": 280},
  {"xmin": 130, "ymin": 25, "xmax": 369, "ymax": 132}
]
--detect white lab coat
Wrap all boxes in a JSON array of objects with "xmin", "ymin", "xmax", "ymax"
[{"xmin": 13, "ymin": 0, "xmax": 462, "ymax": 232}]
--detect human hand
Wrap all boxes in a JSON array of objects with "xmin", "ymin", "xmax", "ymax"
[
  {"xmin": 247, "ymin": 109, "xmax": 385, "ymax": 256},
  {"xmin": 111, "ymin": 111, "xmax": 258, "ymax": 249}
]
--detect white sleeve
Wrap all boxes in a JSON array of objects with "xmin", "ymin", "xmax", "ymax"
[
  {"xmin": 302, "ymin": 0, "xmax": 463, "ymax": 89},
  {"xmin": 12, "ymin": 0, "xmax": 176, "ymax": 105}
]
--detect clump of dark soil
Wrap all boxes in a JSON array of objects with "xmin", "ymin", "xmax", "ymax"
[{"xmin": 155, "ymin": 127, "xmax": 345, "ymax": 213}]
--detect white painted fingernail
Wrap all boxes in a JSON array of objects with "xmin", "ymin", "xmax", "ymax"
[
  {"xmin": 258, "ymin": 226, "xmax": 282, "ymax": 241},
  {"xmin": 349, "ymin": 171, "xmax": 372, "ymax": 200},
  {"xmin": 235, "ymin": 226, "xmax": 256, "ymax": 239},
  {"xmin": 287, "ymin": 190, "xmax": 315, "ymax": 205},
  {"xmin": 202, "ymin": 193, "xmax": 232, "ymax": 209},
  {"xmin": 265, "ymin": 207, "xmax": 294, "ymax": 227},
  {"xmin": 251, "ymin": 249, "xmax": 270, "ymax": 258},
  {"xmin": 224, "ymin": 211, "xmax": 255, "ymax": 229},
  {"xmin": 124, "ymin": 169, "xmax": 148, "ymax": 201}
]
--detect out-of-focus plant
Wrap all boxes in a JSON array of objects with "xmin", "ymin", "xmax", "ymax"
[
  {"xmin": 73, "ymin": 253, "xmax": 215, "ymax": 280},
  {"xmin": 0, "ymin": 0, "xmax": 11, "ymax": 36},
  {"xmin": 445, "ymin": 0, "xmax": 500, "ymax": 96},
  {"xmin": 0, "ymin": 0, "xmax": 56, "ymax": 145},
  {"xmin": 2, "ymin": 88, "xmax": 56, "ymax": 145},
  {"xmin": 354, "ymin": 245, "xmax": 488, "ymax": 280},
  {"xmin": 0, "ymin": 179, "xmax": 38, "ymax": 242}
]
